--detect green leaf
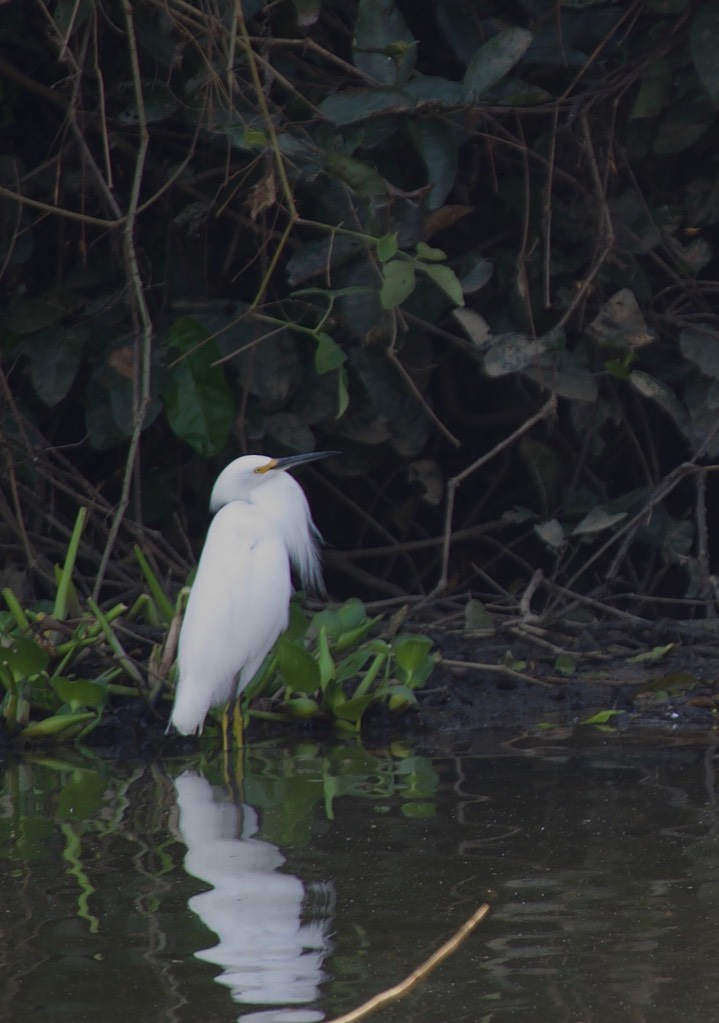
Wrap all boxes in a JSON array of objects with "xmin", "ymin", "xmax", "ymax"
[
  {"xmin": 463, "ymin": 28, "xmax": 533, "ymax": 100},
  {"xmin": 319, "ymin": 87, "xmax": 408, "ymax": 125},
  {"xmin": 630, "ymin": 370, "xmax": 695, "ymax": 441},
  {"xmin": 50, "ymin": 677, "xmax": 107, "ymax": 711},
  {"xmin": 337, "ymin": 366, "xmax": 350, "ymax": 418},
  {"xmin": 163, "ymin": 317, "xmax": 234, "ymax": 456},
  {"xmin": 353, "ymin": 0, "xmax": 416, "ymax": 85},
  {"xmin": 324, "ymin": 151, "xmax": 390, "ymax": 196},
  {"xmin": 627, "ymin": 643, "xmax": 676, "ymax": 664},
  {"xmin": 277, "ymin": 636, "xmax": 321, "ymax": 693},
  {"xmin": 285, "ymin": 696, "xmax": 321, "ymax": 719},
  {"xmin": 134, "ymin": 546, "xmax": 176, "ymax": 625},
  {"xmin": 680, "ymin": 327, "xmax": 719, "ymax": 379},
  {"xmin": 380, "ymin": 259, "xmax": 416, "ymax": 309},
  {"xmin": 309, "ymin": 606, "xmax": 344, "ymax": 642},
  {"xmin": 572, "ymin": 506, "xmax": 628, "ymax": 536},
  {"xmin": 336, "ymin": 597, "xmax": 370, "ymax": 633},
  {"xmin": 335, "ymin": 647, "xmax": 374, "ymax": 683},
  {"xmin": 409, "ymin": 119, "xmax": 458, "ymax": 210},
  {"xmin": 21, "ymin": 711, "xmax": 96, "ymax": 742},
  {"xmin": 415, "ymin": 242, "xmax": 448, "ymax": 262},
  {"xmin": 0, "ymin": 636, "xmax": 49, "ymax": 685},
  {"xmin": 314, "ymin": 332, "xmax": 347, "ymax": 374},
  {"xmin": 22, "ymin": 327, "xmax": 88, "ymax": 406},
  {"xmin": 57, "ymin": 768, "xmax": 110, "ymax": 820},
  {"xmin": 393, "ymin": 634, "xmax": 433, "ymax": 674},
  {"xmin": 331, "ymin": 693, "xmax": 375, "ymax": 725},
  {"xmin": 554, "ymin": 655, "xmax": 576, "ymax": 677},
  {"xmin": 653, "ymin": 99, "xmax": 715, "ymax": 154},
  {"xmin": 376, "ymin": 233, "xmax": 398, "ymax": 262},
  {"xmin": 691, "ymin": 0, "xmax": 719, "ymax": 101},
  {"xmin": 380, "ymin": 684, "xmax": 417, "ymax": 712},
  {"xmin": 580, "ymin": 709, "xmax": 623, "ymax": 726},
  {"xmin": 630, "ymin": 58, "xmax": 672, "ymax": 119},
  {"xmin": 316, "ymin": 626, "xmax": 336, "ymax": 689},
  {"xmin": 417, "ymin": 262, "xmax": 464, "ymax": 306},
  {"xmin": 54, "ymin": 506, "xmax": 86, "ymax": 621}
]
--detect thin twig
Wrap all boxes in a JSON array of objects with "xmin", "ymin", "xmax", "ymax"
[
  {"xmin": 325, "ymin": 904, "xmax": 490, "ymax": 1023},
  {"xmin": 436, "ymin": 398, "xmax": 557, "ymax": 595},
  {"xmin": 93, "ymin": 0, "xmax": 153, "ymax": 600}
]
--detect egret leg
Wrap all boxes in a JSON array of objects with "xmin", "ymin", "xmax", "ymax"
[
  {"xmin": 233, "ymin": 698, "xmax": 245, "ymax": 748},
  {"xmin": 221, "ymin": 703, "xmax": 231, "ymax": 753}
]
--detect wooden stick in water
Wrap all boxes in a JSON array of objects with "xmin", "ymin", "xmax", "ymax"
[{"xmin": 326, "ymin": 903, "xmax": 491, "ymax": 1023}]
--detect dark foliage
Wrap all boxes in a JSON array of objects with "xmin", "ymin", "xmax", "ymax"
[{"xmin": 0, "ymin": 0, "xmax": 718, "ymax": 621}]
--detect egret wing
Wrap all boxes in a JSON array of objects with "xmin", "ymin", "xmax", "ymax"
[{"xmin": 171, "ymin": 503, "xmax": 291, "ymax": 734}]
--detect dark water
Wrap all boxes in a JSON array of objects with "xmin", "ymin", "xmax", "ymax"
[{"xmin": 1, "ymin": 733, "xmax": 718, "ymax": 1023}]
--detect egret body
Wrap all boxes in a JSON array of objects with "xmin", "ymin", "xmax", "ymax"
[{"xmin": 170, "ymin": 452, "xmax": 333, "ymax": 736}]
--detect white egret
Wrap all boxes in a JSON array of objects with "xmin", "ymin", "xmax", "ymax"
[{"xmin": 170, "ymin": 451, "xmax": 335, "ymax": 739}]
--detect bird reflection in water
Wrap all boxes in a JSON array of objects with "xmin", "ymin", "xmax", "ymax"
[{"xmin": 175, "ymin": 772, "xmax": 333, "ymax": 1022}]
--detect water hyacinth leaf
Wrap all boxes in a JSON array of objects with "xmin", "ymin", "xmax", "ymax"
[
  {"xmin": 21, "ymin": 711, "xmax": 97, "ymax": 742},
  {"xmin": 308, "ymin": 606, "xmax": 343, "ymax": 642},
  {"xmin": 464, "ymin": 598, "xmax": 493, "ymax": 632},
  {"xmin": 336, "ymin": 597, "xmax": 370, "ymax": 633},
  {"xmin": 163, "ymin": 317, "xmax": 233, "ymax": 456},
  {"xmin": 0, "ymin": 636, "xmax": 49, "ymax": 684},
  {"xmin": 393, "ymin": 634, "xmax": 433, "ymax": 674},
  {"xmin": 331, "ymin": 692, "xmax": 375, "ymax": 725},
  {"xmin": 335, "ymin": 647, "xmax": 374, "ymax": 683},
  {"xmin": 691, "ymin": 0, "xmax": 719, "ymax": 101},
  {"xmin": 627, "ymin": 643, "xmax": 676, "ymax": 663},
  {"xmin": 285, "ymin": 696, "xmax": 320, "ymax": 720},
  {"xmin": 50, "ymin": 677, "xmax": 107, "ymax": 711},
  {"xmin": 380, "ymin": 259, "xmax": 416, "ymax": 309},
  {"xmin": 57, "ymin": 768, "xmax": 110, "ymax": 820},
  {"xmin": 381, "ymin": 684, "xmax": 417, "ymax": 712},
  {"xmin": 316, "ymin": 627, "xmax": 336, "ymax": 689},
  {"xmin": 277, "ymin": 636, "xmax": 321, "ymax": 692},
  {"xmin": 554, "ymin": 655, "xmax": 576, "ymax": 677},
  {"xmin": 54, "ymin": 506, "xmax": 86, "ymax": 621},
  {"xmin": 134, "ymin": 546, "xmax": 175, "ymax": 625},
  {"xmin": 464, "ymin": 27, "xmax": 533, "ymax": 100}
]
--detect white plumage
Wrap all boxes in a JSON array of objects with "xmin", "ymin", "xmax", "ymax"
[{"xmin": 170, "ymin": 452, "xmax": 332, "ymax": 736}]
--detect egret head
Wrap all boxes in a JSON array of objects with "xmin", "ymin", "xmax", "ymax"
[{"xmin": 210, "ymin": 451, "xmax": 337, "ymax": 512}]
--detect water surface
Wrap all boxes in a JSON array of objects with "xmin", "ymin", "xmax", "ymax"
[{"xmin": 1, "ymin": 734, "xmax": 717, "ymax": 1022}]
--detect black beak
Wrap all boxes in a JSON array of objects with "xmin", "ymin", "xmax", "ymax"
[{"xmin": 275, "ymin": 450, "xmax": 340, "ymax": 471}]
